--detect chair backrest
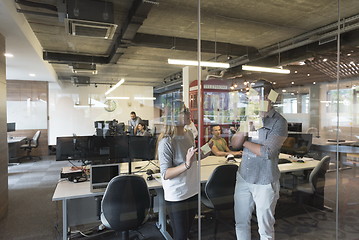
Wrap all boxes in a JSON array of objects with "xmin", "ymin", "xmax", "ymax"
[
  {"xmin": 204, "ymin": 164, "xmax": 238, "ymax": 211},
  {"xmin": 101, "ymin": 175, "xmax": 150, "ymax": 231},
  {"xmin": 309, "ymin": 156, "xmax": 330, "ymax": 193},
  {"xmin": 32, "ymin": 130, "xmax": 41, "ymax": 147}
]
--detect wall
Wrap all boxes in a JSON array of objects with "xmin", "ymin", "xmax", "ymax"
[
  {"xmin": 48, "ymin": 83, "xmax": 155, "ymax": 145},
  {"xmin": 0, "ymin": 34, "xmax": 8, "ymax": 219}
]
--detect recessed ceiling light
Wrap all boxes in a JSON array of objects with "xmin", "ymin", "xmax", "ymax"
[
  {"xmin": 282, "ymin": 89, "xmax": 287, "ymax": 92},
  {"xmin": 4, "ymin": 53, "xmax": 14, "ymax": 57},
  {"xmin": 291, "ymin": 81, "xmax": 295, "ymax": 85},
  {"xmin": 307, "ymin": 73, "xmax": 310, "ymax": 77},
  {"xmin": 347, "ymin": 53, "xmax": 351, "ymax": 56},
  {"xmin": 294, "ymin": 70, "xmax": 298, "ymax": 74},
  {"xmin": 323, "ymin": 58, "xmax": 328, "ymax": 62},
  {"xmin": 313, "ymin": 82, "xmax": 316, "ymax": 85},
  {"xmin": 29, "ymin": 73, "xmax": 36, "ymax": 77},
  {"xmin": 273, "ymin": 82, "xmax": 276, "ymax": 85}
]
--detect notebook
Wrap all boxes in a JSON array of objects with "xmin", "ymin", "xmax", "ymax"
[{"xmin": 90, "ymin": 163, "xmax": 120, "ymax": 193}]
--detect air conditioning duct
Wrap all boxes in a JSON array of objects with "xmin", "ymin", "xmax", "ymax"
[
  {"xmin": 71, "ymin": 76, "xmax": 91, "ymax": 86},
  {"xmin": 65, "ymin": 0, "xmax": 117, "ymax": 39},
  {"xmin": 69, "ymin": 63, "xmax": 97, "ymax": 74}
]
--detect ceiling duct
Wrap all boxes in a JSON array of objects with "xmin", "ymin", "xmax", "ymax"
[
  {"xmin": 65, "ymin": 0, "xmax": 117, "ymax": 39},
  {"xmin": 71, "ymin": 76, "xmax": 91, "ymax": 86},
  {"xmin": 69, "ymin": 63, "xmax": 97, "ymax": 74}
]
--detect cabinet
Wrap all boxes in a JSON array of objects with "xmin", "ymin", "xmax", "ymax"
[{"xmin": 189, "ymin": 79, "xmax": 246, "ymax": 145}]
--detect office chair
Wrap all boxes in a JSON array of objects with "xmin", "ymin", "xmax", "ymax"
[
  {"xmin": 201, "ymin": 164, "xmax": 238, "ymax": 239},
  {"xmin": 295, "ymin": 156, "xmax": 331, "ymax": 210},
  {"xmin": 20, "ymin": 130, "xmax": 41, "ymax": 160},
  {"xmin": 100, "ymin": 175, "xmax": 150, "ymax": 240}
]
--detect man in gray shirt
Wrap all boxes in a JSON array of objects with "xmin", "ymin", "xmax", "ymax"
[
  {"xmin": 128, "ymin": 111, "xmax": 141, "ymax": 135},
  {"xmin": 231, "ymin": 79, "xmax": 288, "ymax": 240}
]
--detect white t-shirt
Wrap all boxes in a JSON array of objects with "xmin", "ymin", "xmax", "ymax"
[{"xmin": 158, "ymin": 132, "xmax": 198, "ymax": 201}]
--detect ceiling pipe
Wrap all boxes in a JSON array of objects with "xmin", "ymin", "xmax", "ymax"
[{"xmin": 15, "ymin": 0, "xmax": 57, "ymax": 12}]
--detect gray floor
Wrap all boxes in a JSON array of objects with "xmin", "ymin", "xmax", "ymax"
[{"xmin": 1, "ymin": 156, "xmax": 359, "ymax": 240}]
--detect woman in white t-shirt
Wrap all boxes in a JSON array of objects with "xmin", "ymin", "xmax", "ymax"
[{"xmin": 157, "ymin": 104, "xmax": 198, "ymax": 240}]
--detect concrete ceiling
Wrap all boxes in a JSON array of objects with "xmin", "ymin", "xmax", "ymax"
[{"xmin": 3, "ymin": 0, "xmax": 359, "ymax": 90}]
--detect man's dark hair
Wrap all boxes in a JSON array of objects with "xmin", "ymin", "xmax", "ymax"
[
  {"xmin": 252, "ymin": 79, "xmax": 273, "ymax": 95},
  {"xmin": 211, "ymin": 124, "xmax": 221, "ymax": 131},
  {"xmin": 130, "ymin": 111, "xmax": 136, "ymax": 115}
]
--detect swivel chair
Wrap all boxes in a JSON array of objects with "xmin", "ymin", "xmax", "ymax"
[
  {"xmin": 101, "ymin": 175, "xmax": 150, "ymax": 240},
  {"xmin": 20, "ymin": 130, "xmax": 41, "ymax": 160},
  {"xmin": 201, "ymin": 164, "xmax": 238, "ymax": 239},
  {"xmin": 295, "ymin": 155, "xmax": 331, "ymax": 210}
]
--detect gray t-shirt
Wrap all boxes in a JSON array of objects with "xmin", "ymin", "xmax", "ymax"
[
  {"xmin": 158, "ymin": 131, "xmax": 198, "ymax": 201},
  {"xmin": 239, "ymin": 108, "xmax": 288, "ymax": 185}
]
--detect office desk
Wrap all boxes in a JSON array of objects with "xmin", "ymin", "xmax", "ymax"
[
  {"xmin": 7, "ymin": 136, "xmax": 26, "ymax": 164},
  {"xmin": 53, "ymin": 156, "xmax": 319, "ymax": 240}
]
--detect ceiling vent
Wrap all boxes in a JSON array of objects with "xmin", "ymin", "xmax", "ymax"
[
  {"xmin": 69, "ymin": 63, "xmax": 98, "ymax": 74},
  {"xmin": 71, "ymin": 76, "xmax": 91, "ymax": 86},
  {"xmin": 65, "ymin": 0, "xmax": 117, "ymax": 39}
]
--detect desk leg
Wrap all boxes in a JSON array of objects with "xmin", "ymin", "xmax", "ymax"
[
  {"xmin": 156, "ymin": 190, "xmax": 173, "ymax": 240},
  {"xmin": 62, "ymin": 200, "xmax": 69, "ymax": 240}
]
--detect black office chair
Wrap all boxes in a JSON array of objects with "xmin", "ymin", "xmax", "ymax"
[
  {"xmin": 295, "ymin": 156, "xmax": 331, "ymax": 210},
  {"xmin": 100, "ymin": 175, "xmax": 151, "ymax": 240},
  {"xmin": 20, "ymin": 130, "xmax": 41, "ymax": 160},
  {"xmin": 201, "ymin": 164, "xmax": 238, "ymax": 239}
]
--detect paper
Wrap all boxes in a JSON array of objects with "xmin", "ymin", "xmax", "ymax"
[
  {"xmin": 259, "ymin": 100, "xmax": 269, "ymax": 111},
  {"xmin": 268, "ymin": 89, "xmax": 279, "ymax": 102},
  {"xmin": 200, "ymin": 143, "xmax": 212, "ymax": 155},
  {"xmin": 239, "ymin": 120, "xmax": 249, "ymax": 133}
]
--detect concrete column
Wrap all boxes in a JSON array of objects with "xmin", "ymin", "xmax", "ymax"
[
  {"xmin": 0, "ymin": 33, "xmax": 8, "ymax": 220},
  {"xmin": 309, "ymin": 84, "xmax": 320, "ymax": 130},
  {"xmin": 182, "ymin": 66, "xmax": 207, "ymax": 106}
]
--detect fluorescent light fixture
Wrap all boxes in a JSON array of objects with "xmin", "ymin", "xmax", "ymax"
[
  {"xmin": 134, "ymin": 97, "xmax": 156, "ymax": 100},
  {"xmin": 4, "ymin": 53, "xmax": 14, "ymax": 57},
  {"xmin": 106, "ymin": 96, "xmax": 130, "ymax": 100},
  {"xmin": 242, "ymin": 65, "xmax": 290, "ymax": 74},
  {"xmin": 105, "ymin": 78, "xmax": 125, "ymax": 96},
  {"xmin": 168, "ymin": 59, "xmax": 230, "ymax": 68}
]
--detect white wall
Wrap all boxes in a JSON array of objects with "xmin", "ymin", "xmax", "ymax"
[{"xmin": 48, "ymin": 83, "xmax": 154, "ymax": 145}]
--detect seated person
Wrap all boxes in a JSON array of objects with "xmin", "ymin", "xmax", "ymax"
[
  {"xmin": 209, "ymin": 125, "xmax": 242, "ymax": 157},
  {"xmin": 136, "ymin": 121, "xmax": 151, "ymax": 136}
]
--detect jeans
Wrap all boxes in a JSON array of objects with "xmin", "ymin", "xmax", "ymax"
[
  {"xmin": 234, "ymin": 173, "xmax": 280, "ymax": 240},
  {"xmin": 166, "ymin": 194, "xmax": 198, "ymax": 240}
]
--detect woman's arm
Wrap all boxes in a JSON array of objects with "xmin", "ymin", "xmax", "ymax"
[{"xmin": 164, "ymin": 147, "xmax": 197, "ymax": 179}]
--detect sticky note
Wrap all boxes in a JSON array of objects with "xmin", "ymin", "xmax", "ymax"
[
  {"xmin": 259, "ymin": 100, "xmax": 269, "ymax": 111},
  {"xmin": 201, "ymin": 143, "xmax": 212, "ymax": 155},
  {"xmin": 268, "ymin": 89, "xmax": 279, "ymax": 102},
  {"xmin": 239, "ymin": 121, "xmax": 248, "ymax": 133}
]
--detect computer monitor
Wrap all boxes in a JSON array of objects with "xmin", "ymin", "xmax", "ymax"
[
  {"xmin": 88, "ymin": 136, "xmax": 129, "ymax": 164},
  {"xmin": 287, "ymin": 122, "xmax": 302, "ymax": 132},
  {"xmin": 128, "ymin": 136, "xmax": 157, "ymax": 160},
  {"xmin": 56, "ymin": 136, "xmax": 91, "ymax": 161},
  {"xmin": 7, "ymin": 122, "xmax": 16, "ymax": 132},
  {"xmin": 281, "ymin": 133, "xmax": 312, "ymax": 157}
]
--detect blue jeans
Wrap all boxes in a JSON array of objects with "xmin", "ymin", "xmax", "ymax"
[{"xmin": 234, "ymin": 173, "xmax": 280, "ymax": 240}]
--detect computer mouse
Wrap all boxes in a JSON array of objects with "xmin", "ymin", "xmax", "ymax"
[{"xmin": 297, "ymin": 160, "xmax": 304, "ymax": 163}]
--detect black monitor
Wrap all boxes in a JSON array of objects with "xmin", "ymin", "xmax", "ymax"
[
  {"xmin": 281, "ymin": 133, "xmax": 312, "ymax": 157},
  {"xmin": 88, "ymin": 136, "xmax": 129, "ymax": 164},
  {"xmin": 7, "ymin": 122, "xmax": 16, "ymax": 132},
  {"xmin": 287, "ymin": 122, "xmax": 302, "ymax": 132},
  {"xmin": 128, "ymin": 136, "xmax": 157, "ymax": 160},
  {"xmin": 56, "ymin": 136, "xmax": 91, "ymax": 161}
]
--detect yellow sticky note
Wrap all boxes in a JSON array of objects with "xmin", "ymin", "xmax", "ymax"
[
  {"xmin": 239, "ymin": 121, "xmax": 248, "ymax": 133},
  {"xmin": 248, "ymin": 88, "xmax": 259, "ymax": 97},
  {"xmin": 259, "ymin": 100, "xmax": 269, "ymax": 111},
  {"xmin": 268, "ymin": 89, "xmax": 279, "ymax": 102}
]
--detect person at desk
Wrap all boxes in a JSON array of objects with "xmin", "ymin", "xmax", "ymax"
[
  {"xmin": 231, "ymin": 79, "xmax": 288, "ymax": 240},
  {"xmin": 210, "ymin": 125, "xmax": 242, "ymax": 157},
  {"xmin": 157, "ymin": 103, "xmax": 199, "ymax": 240},
  {"xmin": 128, "ymin": 111, "xmax": 141, "ymax": 135},
  {"xmin": 136, "ymin": 121, "xmax": 151, "ymax": 136}
]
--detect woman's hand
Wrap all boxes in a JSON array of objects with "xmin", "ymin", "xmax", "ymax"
[{"xmin": 185, "ymin": 147, "xmax": 198, "ymax": 168}]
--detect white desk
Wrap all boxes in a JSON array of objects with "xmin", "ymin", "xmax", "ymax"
[
  {"xmin": 7, "ymin": 136, "xmax": 26, "ymax": 164},
  {"xmin": 53, "ymin": 156, "xmax": 319, "ymax": 240}
]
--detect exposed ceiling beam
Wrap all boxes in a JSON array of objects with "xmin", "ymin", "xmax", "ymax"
[{"xmin": 132, "ymin": 33, "xmax": 258, "ymax": 57}]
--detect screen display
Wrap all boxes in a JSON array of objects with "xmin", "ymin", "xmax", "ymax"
[
  {"xmin": 91, "ymin": 164, "xmax": 119, "ymax": 184},
  {"xmin": 7, "ymin": 122, "xmax": 16, "ymax": 132}
]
